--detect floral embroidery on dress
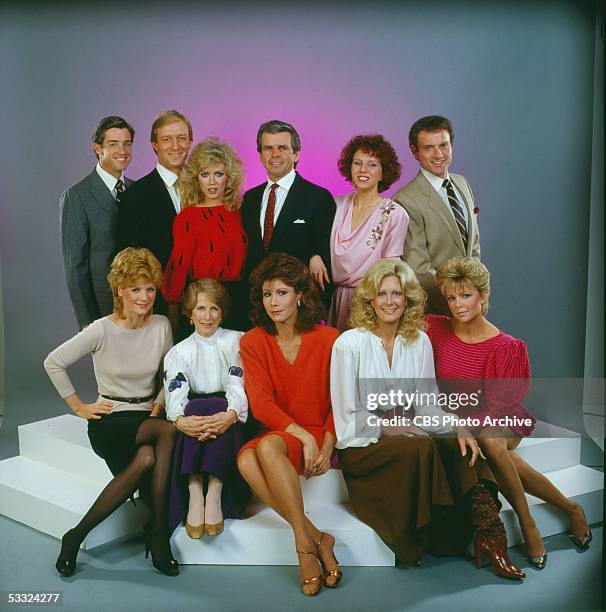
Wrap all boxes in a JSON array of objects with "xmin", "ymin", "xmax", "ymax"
[{"xmin": 367, "ymin": 201, "xmax": 397, "ymax": 251}]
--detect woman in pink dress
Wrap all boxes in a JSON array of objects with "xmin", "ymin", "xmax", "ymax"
[
  {"xmin": 329, "ymin": 135, "xmax": 409, "ymax": 331},
  {"xmin": 427, "ymin": 256, "xmax": 592, "ymax": 571}
]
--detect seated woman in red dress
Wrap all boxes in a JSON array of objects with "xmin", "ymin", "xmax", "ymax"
[
  {"xmin": 428, "ymin": 256, "xmax": 592, "ymax": 570},
  {"xmin": 237, "ymin": 253, "xmax": 342, "ymax": 597},
  {"xmin": 162, "ymin": 137, "xmax": 248, "ymax": 332}
]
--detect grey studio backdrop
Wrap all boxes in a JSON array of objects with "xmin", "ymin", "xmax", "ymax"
[{"xmin": 0, "ymin": 1, "xmax": 603, "ymax": 457}]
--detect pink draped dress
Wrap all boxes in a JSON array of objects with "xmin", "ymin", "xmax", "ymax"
[{"xmin": 329, "ymin": 194, "xmax": 409, "ymax": 331}]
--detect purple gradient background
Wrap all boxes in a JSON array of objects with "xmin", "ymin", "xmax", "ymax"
[{"xmin": 0, "ymin": 0, "xmax": 599, "ymax": 391}]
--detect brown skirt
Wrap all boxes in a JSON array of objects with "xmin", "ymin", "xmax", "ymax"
[{"xmin": 337, "ymin": 436, "xmax": 496, "ymax": 565}]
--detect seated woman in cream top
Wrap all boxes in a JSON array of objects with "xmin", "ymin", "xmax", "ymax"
[{"xmin": 44, "ymin": 248, "xmax": 177, "ymax": 577}]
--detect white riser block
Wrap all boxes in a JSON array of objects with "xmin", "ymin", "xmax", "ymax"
[
  {"xmin": 499, "ymin": 464, "xmax": 604, "ymax": 547},
  {"xmin": 172, "ymin": 503, "xmax": 395, "ymax": 566},
  {"xmin": 298, "ymin": 468, "xmax": 349, "ymax": 504},
  {"xmin": 18, "ymin": 415, "xmax": 112, "ymax": 483},
  {"xmin": 515, "ymin": 436, "xmax": 581, "ymax": 473},
  {"xmin": 0, "ymin": 456, "xmax": 147, "ymax": 549}
]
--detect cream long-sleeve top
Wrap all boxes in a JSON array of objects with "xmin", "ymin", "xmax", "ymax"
[
  {"xmin": 163, "ymin": 328, "xmax": 248, "ymax": 423},
  {"xmin": 330, "ymin": 327, "xmax": 452, "ymax": 449},
  {"xmin": 44, "ymin": 315, "xmax": 173, "ymax": 412}
]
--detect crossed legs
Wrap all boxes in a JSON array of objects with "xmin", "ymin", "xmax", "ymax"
[
  {"xmin": 478, "ymin": 426, "xmax": 589, "ymax": 559},
  {"xmin": 237, "ymin": 435, "xmax": 339, "ymax": 595},
  {"xmin": 56, "ymin": 417, "xmax": 176, "ymax": 576}
]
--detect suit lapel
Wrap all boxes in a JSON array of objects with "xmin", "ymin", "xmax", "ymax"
[
  {"xmin": 271, "ymin": 173, "xmax": 303, "ymax": 243},
  {"xmin": 415, "ymin": 172, "xmax": 466, "ymax": 255},
  {"xmin": 150, "ymin": 168, "xmax": 177, "ymax": 218},
  {"xmin": 88, "ymin": 169, "xmax": 117, "ymax": 217}
]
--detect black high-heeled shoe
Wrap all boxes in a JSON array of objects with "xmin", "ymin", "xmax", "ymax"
[
  {"xmin": 55, "ymin": 529, "xmax": 81, "ymax": 577},
  {"xmin": 143, "ymin": 526, "xmax": 179, "ymax": 577}
]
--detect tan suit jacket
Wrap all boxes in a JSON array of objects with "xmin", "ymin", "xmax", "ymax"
[{"xmin": 392, "ymin": 170, "xmax": 480, "ymax": 314}]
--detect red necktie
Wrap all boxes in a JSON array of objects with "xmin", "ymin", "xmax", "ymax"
[{"xmin": 263, "ymin": 183, "xmax": 279, "ymax": 251}]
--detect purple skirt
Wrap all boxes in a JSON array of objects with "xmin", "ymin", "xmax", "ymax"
[{"xmin": 169, "ymin": 396, "xmax": 250, "ymax": 533}]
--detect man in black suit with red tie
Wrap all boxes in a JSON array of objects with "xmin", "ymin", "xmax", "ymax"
[
  {"xmin": 241, "ymin": 119, "xmax": 336, "ymax": 307},
  {"xmin": 116, "ymin": 110, "xmax": 192, "ymax": 314}
]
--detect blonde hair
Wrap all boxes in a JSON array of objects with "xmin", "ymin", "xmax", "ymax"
[
  {"xmin": 435, "ymin": 257, "xmax": 490, "ymax": 315},
  {"xmin": 150, "ymin": 110, "xmax": 192, "ymax": 143},
  {"xmin": 178, "ymin": 138, "xmax": 244, "ymax": 211},
  {"xmin": 107, "ymin": 248, "xmax": 163, "ymax": 318},
  {"xmin": 181, "ymin": 279, "xmax": 231, "ymax": 321},
  {"xmin": 350, "ymin": 259, "xmax": 427, "ymax": 343}
]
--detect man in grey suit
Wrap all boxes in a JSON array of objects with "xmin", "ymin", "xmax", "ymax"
[
  {"xmin": 60, "ymin": 116, "xmax": 135, "ymax": 328},
  {"xmin": 393, "ymin": 115, "xmax": 480, "ymax": 314}
]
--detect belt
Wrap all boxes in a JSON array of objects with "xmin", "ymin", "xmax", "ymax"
[
  {"xmin": 101, "ymin": 393, "xmax": 155, "ymax": 404},
  {"xmin": 188, "ymin": 391, "xmax": 227, "ymax": 400}
]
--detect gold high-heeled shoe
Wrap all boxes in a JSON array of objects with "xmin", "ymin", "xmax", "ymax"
[
  {"xmin": 296, "ymin": 550, "xmax": 322, "ymax": 597},
  {"xmin": 204, "ymin": 520, "xmax": 224, "ymax": 536},
  {"xmin": 316, "ymin": 532, "xmax": 343, "ymax": 588},
  {"xmin": 185, "ymin": 522, "xmax": 205, "ymax": 539},
  {"xmin": 569, "ymin": 506, "xmax": 592, "ymax": 551}
]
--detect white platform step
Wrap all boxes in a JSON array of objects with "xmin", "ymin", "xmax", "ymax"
[
  {"xmin": 0, "ymin": 456, "xmax": 147, "ymax": 549},
  {"xmin": 0, "ymin": 415, "xmax": 602, "ymax": 566}
]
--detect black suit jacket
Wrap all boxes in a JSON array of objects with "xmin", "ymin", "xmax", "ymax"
[
  {"xmin": 241, "ymin": 173, "xmax": 336, "ymax": 280},
  {"xmin": 116, "ymin": 168, "xmax": 176, "ymax": 270}
]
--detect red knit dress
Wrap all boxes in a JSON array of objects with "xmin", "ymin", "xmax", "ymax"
[
  {"xmin": 238, "ymin": 325, "xmax": 339, "ymax": 473},
  {"xmin": 162, "ymin": 205, "xmax": 247, "ymax": 302},
  {"xmin": 426, "ymin": 314, "xmax": 536, "ymax": 436}
]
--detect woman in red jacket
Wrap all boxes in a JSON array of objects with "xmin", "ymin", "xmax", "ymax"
[
  {"xmin": 428, "ymin": 256, "xmax": 592, "ymax": 570},
  {"xmin": 162, "ymin": 138, "xmax": 248, "ymax": 332},
  {"xmin": 237, "ymin": 253, "xmax": 341, "ymax": 597}
]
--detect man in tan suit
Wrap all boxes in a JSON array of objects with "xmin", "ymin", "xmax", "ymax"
[{"xmin": 393, "ymin": 115, "xmax": 480, "ymax": 314}]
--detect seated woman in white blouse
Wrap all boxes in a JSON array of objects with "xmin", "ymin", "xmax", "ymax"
[
  {"xmin": 331, "ymin": 259, "xmax": 525, "ymax": 580},
  {"xmin": 165, "ymin": 279, "xmax": 249, "ymax": 538}
]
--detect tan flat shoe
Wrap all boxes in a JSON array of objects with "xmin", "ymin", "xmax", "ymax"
[
  {"xmin": 204, "ymin": 520, "xmax": 224, "ymax": 536},
  {"xmin": 185, "ymin": 522, "xmax": 205, "ymax": 539}
]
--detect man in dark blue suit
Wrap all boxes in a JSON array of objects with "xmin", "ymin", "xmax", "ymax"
[
  {"xmin": 241, "ymin": 119, "xmax": 336, "ymax": 305},
  {"xmin": 60, "ymin": 116, "xmax": 135, "ymax": 328},
  {"xmin": 116, "ymin": 110, "xmax": 192, "ymax": 314}
]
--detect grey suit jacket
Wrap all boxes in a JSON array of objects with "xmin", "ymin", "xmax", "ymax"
[
  {"xmin": 392, "ymin": 170, "xmax": 480, "ymax": 314},
  {"xmin": 60, "ymin": 168, "xmax": 133, "ymax": 328}
]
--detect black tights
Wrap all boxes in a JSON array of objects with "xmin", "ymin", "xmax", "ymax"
[{"xmin": 62, "ymin": 418, "xmax": 176, "ymax": 556}]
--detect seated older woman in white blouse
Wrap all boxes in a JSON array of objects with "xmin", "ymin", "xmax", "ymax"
[
  {"xmin": 165, "ymin": 279, "xmax": 249, "ymax": 539},
  {"xmin": 330, "ymin": 259, "xmax": 524, "ymax": 580}
]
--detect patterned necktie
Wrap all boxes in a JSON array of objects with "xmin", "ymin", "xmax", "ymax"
[
  {"xmin": 442, "ymin": 178, "xmax": 468, "ymax": 250},
  {"xmin": 263, "ymin": 183, "xmax": 279, "ymax": 251},
  {"xmin": 115, "ymin": 178, "xmax": 124, "ymax": 202}
]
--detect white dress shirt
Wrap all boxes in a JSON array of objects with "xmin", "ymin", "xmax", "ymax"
[
  {"xmin": 156, "ymin": 163, "xmax": 181, "ymax": 213},
  {"xmin": 258, "ymin": 168, "xmax": 297, "ymax": 235},
  {"xmin": 330, "ymin": 328, "xmax": 452, "ymax": 449},
  {"xmin": 164, "ymin": 327, "xmax": 248, "ymax": 422},
  {"xmin": 96, "ymin": 163, "xmax": 125, "ymax": 200},
  {"xmin": 421, "ymin": 168, "xmax": 469, "ymax": 224}
]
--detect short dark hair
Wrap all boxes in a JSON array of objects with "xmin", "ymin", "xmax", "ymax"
[
  {"xmin": 249, "ymin": 253, "xmax": 325, "ymax": 335},
  {"xmin": 92, "ymin": 116, "xmax": 135, "ymax": 147},
  {"xmin": 337, "ymin": 134, "xmax": 402, "ymax": 193},
  {"xmin": 408, "ymin": 115, "xmax": 454, "ymax": 149},
  {"xmin": 256, "ymin": 119, "xmax": 301, "ymax": 153}
]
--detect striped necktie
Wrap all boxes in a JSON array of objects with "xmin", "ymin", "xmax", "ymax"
[
  {"xmin": 442, "ymin": 178, "xmax": 468, "ymax": 250},
  {"xmin": 115, "ymin": 178, "xmax": 124, "ymax": 202}
]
